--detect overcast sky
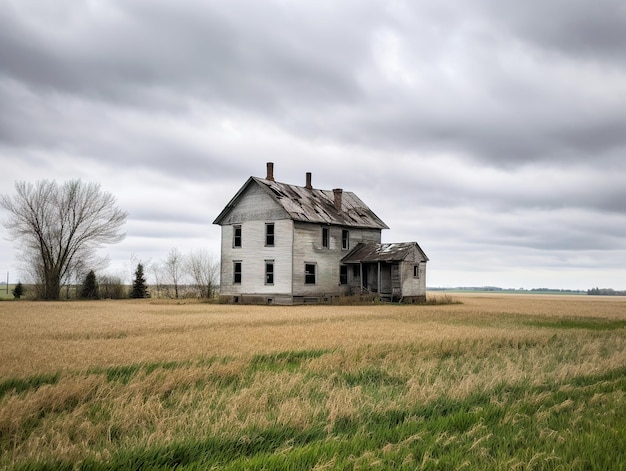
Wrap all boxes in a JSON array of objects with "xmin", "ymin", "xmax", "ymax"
[{"xmin": 1, "ymin": 0, "xmax": 625, "ymax": 290}]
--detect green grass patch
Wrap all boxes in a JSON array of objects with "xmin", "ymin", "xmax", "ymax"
[
  {"xmin": 237, "ymin": 367, "xmax": 625, "ymax": 470},
  {"xmin": 17, "ymin": 426, "xmax": 327, "ymax": 471},
  {"xmin": 0, "ymin": 285, "xmax": 16, "ymax": 300},
  {"xmin": 338, "ymin": 367, "xmax": 406, "ymax": 388},
  {"xmin": 423, "ymin": 293, "xmax": 463, "ymax": 305},
  {"xmin": 249, "ymin": 349, "xmax": 332, "ymax": 372},
  {"xmin": 524, "ymin": 317, "xmax": 626, "ymax": 331},
  {"xmin": 0, "ymin": 372, "xmax": 61, "ymax": 399},
  {"xmin": 104, "ymin": 365, "xmax": 141, "ymax": 384},
  {"xmin": 87, "ymin": 360, "xmax": 192, "ymax": 384},
  {"xmin": 16, "ymin": 366, "xmax": 624, "ymax": 470},
  {"xmin": 144, "ymin": 360, "xmax": 190, "ymax": 375}
]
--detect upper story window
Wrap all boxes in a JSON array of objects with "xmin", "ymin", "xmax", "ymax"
[
  {"xmin": 322, "ymin": 227, "xmax": 329, "ymax": 248},
  {"xmin": 305, "ymin": 263, "xmax": 316, "ymax": 284},
  {"xmin": 342, "ymin": 229, "xmax": 349, "ymax": 250},
  {"xmin": 233, "ymin": 225, "xmax": 242, "ymax": 248},
  {"xmin": 265, "ymin": 223, "xmax": 275, "ymax": 246}
]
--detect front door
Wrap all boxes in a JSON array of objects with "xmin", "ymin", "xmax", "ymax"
[{"xmin": 380, "ymin": 263, "xmax": 392, "ymax": 295}]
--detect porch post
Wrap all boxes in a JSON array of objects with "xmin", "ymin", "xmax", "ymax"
[
  {"xmin": 360, "ymin": 262, "xmax": 363, "ymax": 293},
  {"xmin": 377, "ymin": 261, "xmax": 381, "ymax": 295}
]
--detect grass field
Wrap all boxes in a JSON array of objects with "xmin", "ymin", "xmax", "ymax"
[
  {"xmin": 1, "ymin": 294, "xmax": 625, "ymax": 470},
  {"xmin": 0, "ymin": 284, "xmax": 14, "ymax": 301}
]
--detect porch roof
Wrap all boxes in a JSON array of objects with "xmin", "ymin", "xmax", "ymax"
[{"xmin": 341, "ymin": 242, "xmax": 429, "ymax": 263}]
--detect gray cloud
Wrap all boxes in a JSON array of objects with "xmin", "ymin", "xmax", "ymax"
[
  {"xmin": 482, "ymin": 0, "xmax": 626, "ymax": 63},
  {"xmin": 1, "ymin": 0, "xmax": 625, "ymax": 289}
]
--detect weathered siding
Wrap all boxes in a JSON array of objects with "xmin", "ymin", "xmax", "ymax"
[
  {"xmin": 400, "ymin": 258, "xmax": 427, "ymax": 298},
  {"xmin": 345, "ymin": 244, "xmax": 428, "ymax": 301},
  {"xmin": 292, "ymin": 222, "xmax": 381, "ymax": 297},
  {"xmin": 220, "ymin": 219, "xmax": 294, "ymax": 297},
  {"xmin": 218, "ymin": 183, "xmax": 290, "ymax": 225},
  {"xmin": 219, "ymin": 195, "xmax": 294, "ymax": 299}
]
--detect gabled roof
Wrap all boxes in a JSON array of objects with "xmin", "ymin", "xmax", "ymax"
[
  {"xmin": 213, "ymin": 177, "xmax": 389, "ymax": 229},
  {"xmin": 341, "ymin": 242, "xmax": 429, "ymax": 263}
]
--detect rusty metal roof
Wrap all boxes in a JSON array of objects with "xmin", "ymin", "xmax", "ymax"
[
  {"xmin": 214, "ymin": 177, "xmax": 389, "ymax": 229},
  {"xmin": 341, "ymin": 242, "xmax": 429, "ymax": 263}
]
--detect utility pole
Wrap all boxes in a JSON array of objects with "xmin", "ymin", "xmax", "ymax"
[{"xmin": 6, "ymin": 272, "xmax": 8, "ymax": 295}]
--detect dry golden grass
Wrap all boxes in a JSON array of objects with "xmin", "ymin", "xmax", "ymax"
[
  {"xmin": 2, "ymin": 294, "xmax": 623, "ymax": 377},
  {"xmin": 0, "ymin": 293, "xmax": 625, "ymax": 469}
]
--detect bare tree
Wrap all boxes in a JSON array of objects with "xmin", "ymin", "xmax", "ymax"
[
  {"xmin": 1, "ymin": 180, "xmax": 127, "ymax": 300},
  {"xmin": 63, "ymin": 256, "xmax": 86, "ymax": 300},
  {"xmin": 98, "ymin": 274, "xmax": 126, "ymax": 299},
  {"xmin": 185, "ymin": 249, "xmax": 219, "ymax": 299},
  {"xmin": 149, "ymin": 260, "xmax": 163, "ymax": 299},
  {"xmin": 163, "ymin": 248, "xmax": 184, "ymax": 298}
]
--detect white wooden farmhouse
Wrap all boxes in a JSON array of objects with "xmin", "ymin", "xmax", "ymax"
[{"xmin": 213, "ymin": 163, "xmax": 428, "ymax": 304}]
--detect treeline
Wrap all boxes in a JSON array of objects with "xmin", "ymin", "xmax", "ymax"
[
  {"xmin": 8, "ymin": 248, "xmax": 220, "ymax": 301},
  {"xmin": 528, "ymin": 288, "xmax": 584, "ymax": 293},
  {"xmin": 429, "ymin": 287, "xmax": 587, "ymax": 294},
  {"xmin": 587, "ymin": 287, "xmax": 626, "ymax": 296},
  {"xmin": 78, "ymin": 249, "xmax": 220, "ymax": 301},
  {"xmin": 1, "ymin": 179, "xmax": 222, "ymax": 301}
]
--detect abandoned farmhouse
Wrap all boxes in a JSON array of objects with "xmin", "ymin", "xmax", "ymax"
[{"xmin": 213, "ymin": 163, "xmax": 428, "ymax": 304}]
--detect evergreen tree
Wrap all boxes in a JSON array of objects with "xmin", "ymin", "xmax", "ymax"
[
  {"xmin": 12, "ymin": 281, "xmax": 24, "ymax": 299},
  {"xmin": 80, "ymin": 270, "xmax": 99, "ymax": 299},
  {"xmin": 130, "ymin": 263, "xmax": 149, "ymax": 298}
]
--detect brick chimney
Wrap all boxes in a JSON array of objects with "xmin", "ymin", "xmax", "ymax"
[
  {"xmin": 266, "ymin": 162, "xmax": 275, "ymax": 182},
  {"xmin": 333, "ymin": 188, "xmax": 343, "ymax": 212},
  {"xmin": 305, "ymin": 172, "xmax": 312, "ymax": 190}
]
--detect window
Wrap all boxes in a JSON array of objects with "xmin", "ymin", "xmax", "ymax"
[
  {"xmin": 340, "ymin": 265, "xmax": 348, "ymax": 285},
  {"xmin": 305, "ymin": 263, "xmax": 316, "ymax": 284},
  {"xmin": 342, "ymin": 230, "xmax": 349, "ymax": 250},
  {"xmin": 265, "ymin": 261, "xmax": 274, "ymax": 285},
  {"xmin": 265, "ymin": 223, "xmax": 275, "ymax": 246},
  {"xmin": 413, "ymin": 264, "xmax": 420, "ymax": 278},
  {"xmin": 233, "ymin": 261, "xmax": 242, "ymax": 284},
  {"xmin": 322, "ymin": 227, "xmax": 329, "ymax": 248},
  {"xmin": 233, "ymin": 225, "xmax": 242, "ymax": 248}
]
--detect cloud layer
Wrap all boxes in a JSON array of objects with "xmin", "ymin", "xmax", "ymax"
[{"xmin": 1, "ymin": 0, "xmax": 625, "ymax": 289}]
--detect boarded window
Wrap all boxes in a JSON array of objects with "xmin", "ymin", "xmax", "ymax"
[
  {"xmin": 265, "ymin": 223, "xmax": 275, "ymax": 246},
  {"xmin": 322, "ymin": 227, "xmax": 329, "ymax": 248},
  {"xmin": 233, "ymin": 225, "xmax": 242, "ymax": 248},
  {"xmin": 340, "ymin": 265, "xmax": 348, "ymax": 285},
  {"xmin": 305, "ymin": 263, "xmax": 316, "ymax": 284},
  {"xmin": 265, "ymin": 261, "xmax": 274, "ymax": 285},
  {"xmin": 234, "ymin": 261, "xmax": 242, "ymax": 283},
  {"xmin": 342, "ymin": 230, "xmax": 349, "ymax": 250}
]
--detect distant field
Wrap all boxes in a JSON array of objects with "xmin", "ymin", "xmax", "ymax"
[
  {"xmin": 0, "ymin": 284, "xmax": 14, "ymax": 300},
  {"xmin": 432, "ymin": 289, "xmax": 587, "ymax": 295},
  {"xmin": 1, "ymin": 294, "xmax": 625, "ymax": 470}
]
